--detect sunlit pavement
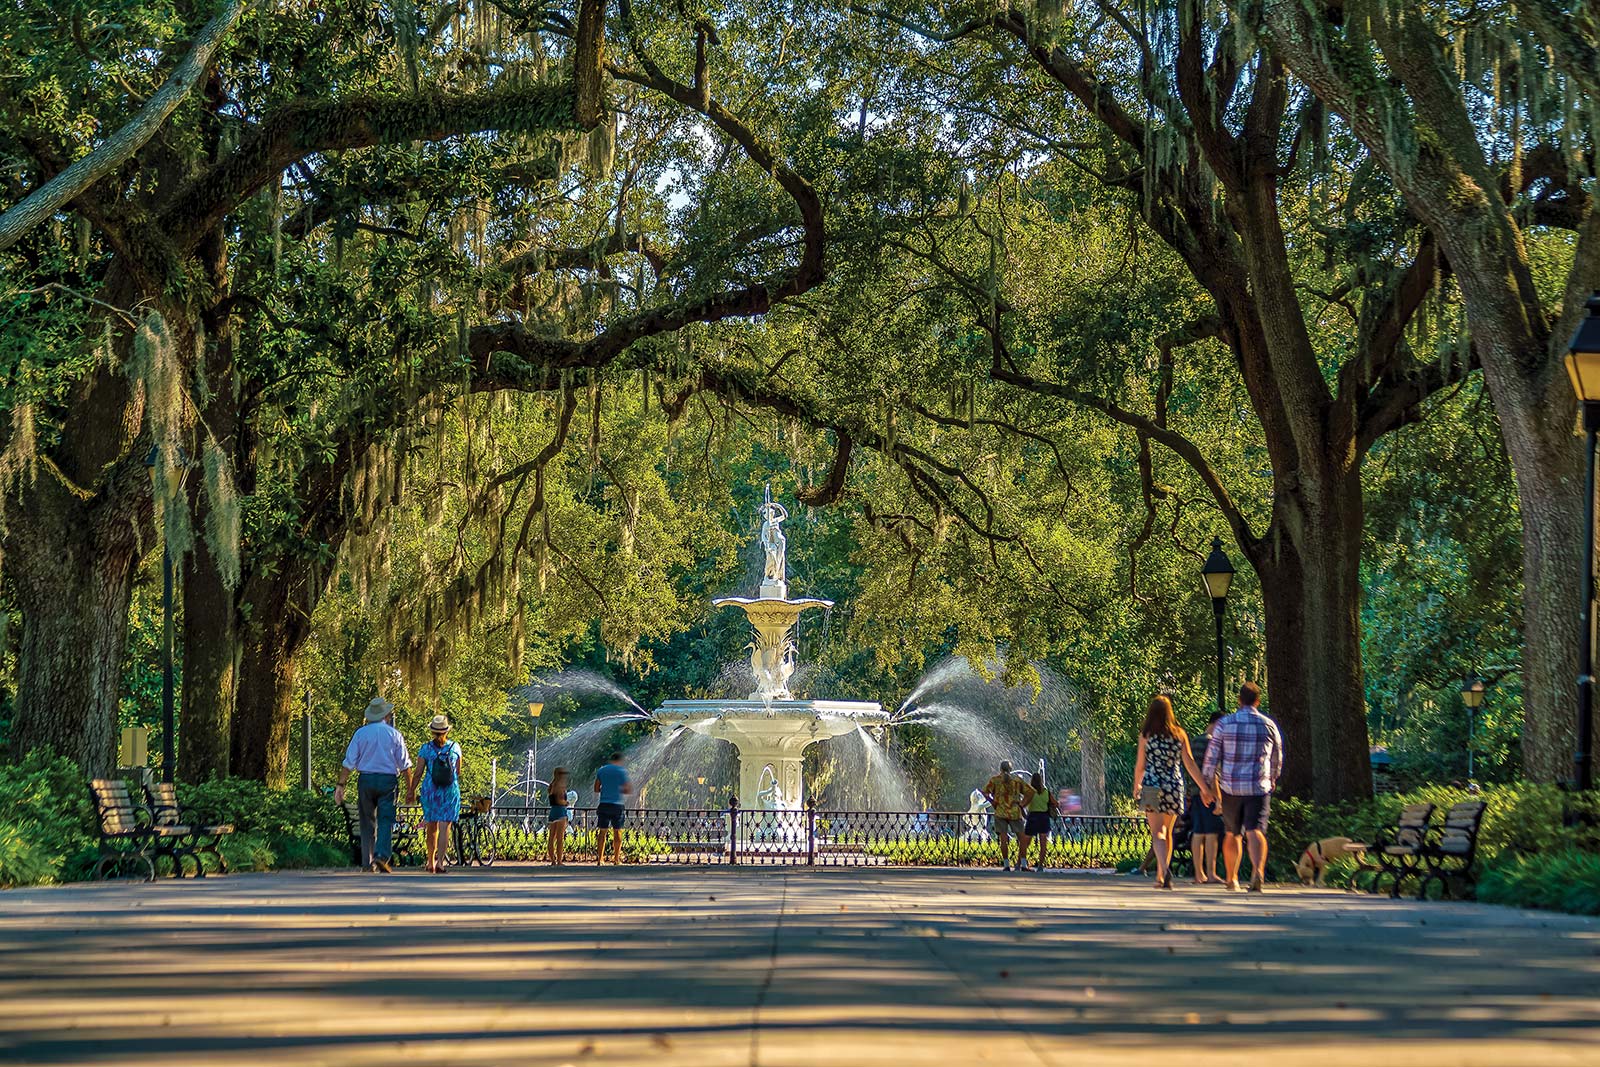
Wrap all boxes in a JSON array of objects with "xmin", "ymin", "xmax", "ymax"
[{"xmin": 1, "ymin": 865, "xmax": 1597, "ymax": 1066}]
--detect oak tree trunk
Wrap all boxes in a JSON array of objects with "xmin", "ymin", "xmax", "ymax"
[
  {"xmin": 1251, "ymin": 462, "xmax": 1374, "ymax": 803},
  {"xmin": 179, "ymin": 523, "xmax": 237, "ymax": 780},
  {"xmin": 8, "ymin": 475, "xmax": 143, "ymax": 775}
]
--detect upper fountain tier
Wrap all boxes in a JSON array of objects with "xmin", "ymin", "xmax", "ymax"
[{"xmin": 707, "ymin": 487, "xmax": 840, "ymax": 701}]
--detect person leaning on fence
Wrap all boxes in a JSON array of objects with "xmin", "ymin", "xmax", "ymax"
[
  {"xmin": 1024, "ymin": 771, "xmax": 1059, "ymax": 872},
  {"xmin": 594, "ymin": 751, "xmax": 631, "ymax": 865},
  {"xmin": 982, "ymin": 761, "xmax": 1035, "ymax": 871},
  {"xmin": 408, "ymin": 715, "xmax": 463, "ymax": 874},
  {"xmin": 333, "ymin": 697, "xmax": 412, "ymax": 874},
  {"xmin": 1132, "ymin": 694, "xmax": 1212, "ymax": 890},
  {"xmin": 547, "ymin": 767, "xmax": 571, "ymax": 866},
  {"xmin": 1201, "ymin": 681, "xmax": 1284, "ymax": 893}
]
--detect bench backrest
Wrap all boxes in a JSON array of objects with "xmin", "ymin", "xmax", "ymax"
[
  {"xmin": 145, "ymin": 782, "xmax": 182, "ymax": 826},
  {"xmin": 89, "ymin": 778, "xmax": 145, "ymax": 836},
  {"xmin": 1437, "ymin": 800, "xmax": 1488, "ymax": 856},
  {"xmin": 1394, "ymin": 802, "xmax": 1434, "ymax": 849}
]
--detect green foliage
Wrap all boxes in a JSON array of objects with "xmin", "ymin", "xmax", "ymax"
[
  {"xmin": 0, "ymin": 751, "xmax": 95, "ymax": 887},
  {"xmin": 1264, "ymin": 784, "xmax": 1600, "ymax": 904},
  {"xmin": 491, "ymin": 826, "xmax": 670, "ymax": 863},
  {"xmin": 1477, "ymin": 850, "xmax": 1600, "ymax": 916},
  {"xmin": 861, "ymin": 832, "xmax": 1142, "ymax": 869}
]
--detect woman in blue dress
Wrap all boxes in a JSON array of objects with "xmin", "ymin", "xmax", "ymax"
[{"xmin": 407, "ymin": 715, "xmax": 462, "ymax": 873}]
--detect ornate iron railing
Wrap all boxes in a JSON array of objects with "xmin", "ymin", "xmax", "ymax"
[{"xmin": 391, "ymin": 802, "xmax": 1146, "ymax": 869}]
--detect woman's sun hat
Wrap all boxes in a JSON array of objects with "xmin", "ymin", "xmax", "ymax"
[
  {"xmin": 428, "ymin": 714, "xmax": 450, "ymax": 734},
  {"xmin": 364, "ymin": 697, "xmax": 395, "ymax": 723}
]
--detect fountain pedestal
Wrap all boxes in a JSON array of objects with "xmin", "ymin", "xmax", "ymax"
[{"xmin": 653, "ymin": 699, "xmax": 886, "ymax": 810}]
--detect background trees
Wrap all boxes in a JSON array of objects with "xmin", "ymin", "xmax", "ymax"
[{"xmin": 0, "ymin": 0, "xmax": 1589, "ymax": 801}]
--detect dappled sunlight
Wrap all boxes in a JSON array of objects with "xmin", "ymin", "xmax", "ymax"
[{"xmin": 1, "ymin": 867, "xmax": 1596, "ymax": 1065}]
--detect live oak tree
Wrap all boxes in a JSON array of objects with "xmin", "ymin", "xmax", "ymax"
[
  {"xmin": 1247, "ymin": 0, "xmax": 1597, "ymax": 781},
  {"xmin": 846, "ymin": 0, "xmax": 1473, "ymax": 800}
]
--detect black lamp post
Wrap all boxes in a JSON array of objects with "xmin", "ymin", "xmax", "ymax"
[
  {"xmin": 1460, "ymin": 676, "xmax": 1485, "ymax": 781},
  {"xmin": 143, "ymin": 446, "xmax": 181, "ymax": 784},
  {"xmin": 1565, "ymin": 291, "xmax": 1600, "ymax": 792},
  {"xmin": 1200, "ymin": 537, "xmax": 1235, "ymax": 718}
]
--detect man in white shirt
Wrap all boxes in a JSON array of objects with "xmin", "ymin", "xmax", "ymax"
[{"xmin": 334, "ymin": 697, "xmax": 412, "ymax": 872}]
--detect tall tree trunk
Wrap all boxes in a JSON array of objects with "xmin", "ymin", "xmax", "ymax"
[
  {"xmin": 1256, "ymin": 0, "xmax": 1592, "ymax": 784},
  {"xmin": 1486, "ymin": 368, "xmax": 1584, "ymax": 781},
  {"xmin": 8, "ymin": 473, "xmax": 144, "ymax": 775},
  {"xmin": 1254, "ymin": 467, "xmax": 1373, "ymax": 802},
  {"xmin": 231, "ymin": 607, "xmax": 304, "ymax": 785},
  {"xmin": 179, "ymin": 524, "xmax": 236, "ymax": 780}
]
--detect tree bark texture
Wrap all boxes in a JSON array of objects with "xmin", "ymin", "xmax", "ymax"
[
  {"xmin": 179, "ymin": 520, "xmax": 237, "ymax": 780},
  {"xmin": 230, "ymin": 580, "xmax": 311, "ymax": 786},
  {"xmin": 7, "ymin": 467, "xmax": 145, "ymax": 776}
]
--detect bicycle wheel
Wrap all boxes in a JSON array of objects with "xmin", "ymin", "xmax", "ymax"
[{"xmin": 477, "ymin": 817, "xmax": 497, "ymax": 866}]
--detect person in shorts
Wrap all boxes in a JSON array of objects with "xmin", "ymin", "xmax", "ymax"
[
  {"xmin": 1023, "ymin": 771, "xmax": 1058, "ymax": 872},
  {"xmin": 1201, "ymin": 682, "xmax": 1284, "ymax": 892},
  {"xmin": 593, "ymin": 751, "xmax": 631, "ymax": 865},
  {"xmin": 546, "ymin": 767, "xmax": 571, "ymax": 866},
  {"xmin": 1187, "ymin": 712, "xmax": 1226, "ymax": 884},
  {"xmin": 982, "ymin": 760, "xmax": 1034, "ymax": 871}
]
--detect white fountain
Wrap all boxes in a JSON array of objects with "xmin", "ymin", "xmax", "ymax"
[{"xmin": 653, "ymin": 488, "xmax": 888, "ymax": 810}]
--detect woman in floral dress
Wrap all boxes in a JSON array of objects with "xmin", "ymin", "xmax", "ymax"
[
  {"xmin": 408, "ymin": 715, "xmax": 463, "ymax": 873},
  {"xmin": 1131, "ymin": 695, "xmax": 1211, "ymax": 890}
]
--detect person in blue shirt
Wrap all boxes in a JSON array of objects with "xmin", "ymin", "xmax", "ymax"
[{"xmin": 593, "ymin": 751, "xmax": 631, "ymax": 865}]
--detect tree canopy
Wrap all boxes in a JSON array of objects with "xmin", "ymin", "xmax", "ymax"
[{"xmin": 0, "ymin": 0, "xmax": 1592, "ymax": 805}]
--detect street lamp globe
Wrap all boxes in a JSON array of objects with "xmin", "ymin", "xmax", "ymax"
[
  {"xmin": 528, "ymin": 701, "xmax": 543, "ymax": 719},
  {"xmin": 1459, "ymin": 677, "xmax": 1485, "ymax": 710},
  {"xmin": 1201, "ymin": 537, "xmax": 1235, "ymax": 601}
]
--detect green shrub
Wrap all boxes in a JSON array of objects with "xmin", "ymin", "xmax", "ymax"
[
  {"xmin": 1263, "ymin": 783, "xmax": 1600, "ymax": 896},
  {"xmin": 0, "ymin": 750, "xmax": 96, "ymax": 887},
  {"xmin": 861, "ymin": 832, "xmax": 1143, "ymax": 868},
  {"xmin": 219, "ymin": 831, "xmax": 277, "ymax": 872},
  {"xmin": 1477, "ymin": 849, "xmax": 1600, "ymax": 915}
]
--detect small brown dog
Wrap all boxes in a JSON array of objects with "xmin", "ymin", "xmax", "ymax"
[{"xmin": 1296, "ymin": 837, "xmax": 1366, "ymax": 885}]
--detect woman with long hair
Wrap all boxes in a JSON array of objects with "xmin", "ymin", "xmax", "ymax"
[
  {"xmin": 1131, "ymin": 695, "xmax": 1211, "ymax": 889},
  {"xmin": 1023, "ymin": 771, "xmax": 1059, "ymax": 872},
  {"xmin": 546, "ymin": 767, "xmax": 571, "ymax": 866}
]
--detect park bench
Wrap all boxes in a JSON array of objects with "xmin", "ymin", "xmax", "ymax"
[
  {"xmin": 338, "ymin": 795, "xmax": 419, "ymax": 866},
  {"xmin": 88, "ymin": 778, "xmax": 190, "ymax": 881},
  {"xmin": 144, "ymin": 782, "xmax": 233, "ymax": 877},
  {"xmin": 1415, "ymin": 800, "xmax": 1489, "ymax": 900},
  {"xmin": 1370, "ymin": 802, "xmax": 1436, "ymax": 897}
]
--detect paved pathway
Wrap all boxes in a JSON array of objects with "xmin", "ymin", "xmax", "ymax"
[{"xmin": 1, "ymin": 866, "xmax": 1597, "ymax": 1066}]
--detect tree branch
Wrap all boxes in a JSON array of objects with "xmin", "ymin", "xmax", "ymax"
[{"xmin": 0, "ymin": 0, "xmax": 245, "ymax": 252}]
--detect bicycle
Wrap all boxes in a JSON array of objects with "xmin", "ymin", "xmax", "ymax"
[{"xmin": 448, "ymin": 797, "xmax": 498, "ymax": 866}]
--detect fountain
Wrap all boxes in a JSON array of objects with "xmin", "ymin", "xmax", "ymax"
[{"xmin": 653, "ymin": 487, "xmax": 888, "ymax": 809}]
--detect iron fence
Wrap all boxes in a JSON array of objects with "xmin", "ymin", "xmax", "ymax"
[{"xmin": 391, "ymin": 802, "xmax": 1146, "ymax": 869}]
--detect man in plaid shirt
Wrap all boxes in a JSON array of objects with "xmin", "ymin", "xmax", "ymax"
[{"xmin": 1201, "ymin": 681, "xmax": 1283, "ymax": 892}]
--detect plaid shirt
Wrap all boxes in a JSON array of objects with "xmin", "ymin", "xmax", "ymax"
[{"xmin": 1201, "ymin": 708, "xmax": 1283, "ymax": 797}]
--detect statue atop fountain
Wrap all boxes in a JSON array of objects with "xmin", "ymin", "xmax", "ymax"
[
  {"xmin": 652, "ymin": 489, "xmax": 888, "ymax": 812},
  {"xmin": 759, "ymin": 487, "xmax": 789, "ymax": 599}
]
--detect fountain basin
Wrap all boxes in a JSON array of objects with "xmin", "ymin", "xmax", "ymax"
[{"xmin": 654, "ymin": 698, "xmax": 887, "ymax": 809}]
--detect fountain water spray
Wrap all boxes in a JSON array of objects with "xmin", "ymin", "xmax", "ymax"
[{"xmin": 653, "ymin": 488, "xmax": 888, "ymax": 810}]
